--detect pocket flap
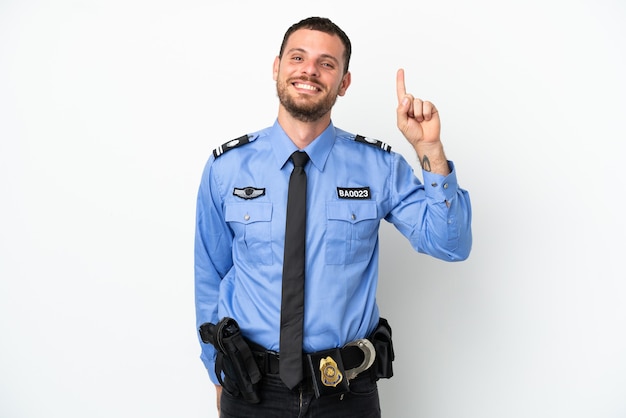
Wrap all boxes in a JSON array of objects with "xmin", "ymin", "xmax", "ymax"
[
  {"xmin": 326, "ymin": 201, "xmax": 377, "ymax": 224},
  {"xmin": 225, "ymin": 202, "xmax": 273, "ymax": 224}
]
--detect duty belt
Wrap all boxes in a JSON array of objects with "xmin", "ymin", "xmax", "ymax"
[{"xmin": 251, "ymin": 339, "xmax": 376, "ymax": 381}]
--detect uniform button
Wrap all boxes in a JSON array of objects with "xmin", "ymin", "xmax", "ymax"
[
  {"xmin": 244, "ymin": 214, "xmax": 250, "ymax": 221},
  {"xmin": 443, "ymin": 183, "xmax": 449, "ymax": 189},
  {"xmin": 351, "ymin": 213, "xmax": 356, "ymax": 220},
  {"xmin": 431, "ymin": 182, "xmax": 438, "ymax": 187}
]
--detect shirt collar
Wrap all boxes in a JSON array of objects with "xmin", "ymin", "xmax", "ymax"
[{"xmin": 270, "ymin": 119, "xmax": 335, "ymax": 172}]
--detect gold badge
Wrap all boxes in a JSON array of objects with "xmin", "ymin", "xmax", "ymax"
[{"xmin": 319, "ymin": 356, "xmax": 343, "ymax": 387}]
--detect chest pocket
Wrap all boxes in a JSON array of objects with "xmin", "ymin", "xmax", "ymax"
[
  {"xmin": 225, "ymin": 202, "xmax": 273, "ymax": 265},
  {"xmin": 325, "ymin": 201, "xmax": 379, "ymax": 265}
]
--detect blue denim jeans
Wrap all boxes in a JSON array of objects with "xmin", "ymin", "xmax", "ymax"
[{"xmin": 220, "ymin": 372, "xmax": 381, "ymax": 418}]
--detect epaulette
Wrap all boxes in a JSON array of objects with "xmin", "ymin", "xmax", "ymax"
[
  {"xmin": 354, "ymin": 134, "xmax": 391, "ymax": 152},
  {"xmin": 212, "ymin": 134, "xmax": 254, "ymax": 158}
]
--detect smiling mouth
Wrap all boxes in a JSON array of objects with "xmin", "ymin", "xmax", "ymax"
[{"xmin": 293, "ymin": 82, "xmax": 320, "ymax": 92}]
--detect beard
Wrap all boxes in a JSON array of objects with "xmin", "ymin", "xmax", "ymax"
[{"xmin": 276, "ymin": 76, "xmax": 339, "ymax": 123}]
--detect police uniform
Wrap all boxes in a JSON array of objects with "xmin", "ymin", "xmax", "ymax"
[{"xmin": 194, "ymin": 120, "xmax": 472, "ymax": 386}]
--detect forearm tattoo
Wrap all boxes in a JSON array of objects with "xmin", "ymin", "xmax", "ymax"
[{"xmin": 420, "ymin": 155, "xmax": 431, "ymax": 172}]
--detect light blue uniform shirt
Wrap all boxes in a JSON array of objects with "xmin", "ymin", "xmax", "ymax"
[{"xmin": 195, "ymin": 120, "xmax": 472, "ymax": 383}]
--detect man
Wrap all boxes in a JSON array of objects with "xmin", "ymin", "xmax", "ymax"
[{"xmin": 195, "ymin": 16, "xmax": 472, "ymax": 417}]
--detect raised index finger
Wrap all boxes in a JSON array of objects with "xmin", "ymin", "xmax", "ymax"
[{"xmin": 396, "ymin": 68, "xmax": 407, "ymax": 103}]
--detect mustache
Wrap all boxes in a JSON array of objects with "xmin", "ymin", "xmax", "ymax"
[{"xmin": 289, "ymin": 75, "xmax": 321, "ymax": 85}]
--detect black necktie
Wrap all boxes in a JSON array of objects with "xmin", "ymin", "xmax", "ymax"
[{"xmin": 279, "ymin": 151, "xmax": 309, "ymax": 389}]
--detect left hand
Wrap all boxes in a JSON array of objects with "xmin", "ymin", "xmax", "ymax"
[{"xmin": 396, "ymin": 68, "xmax": 441, "ymax": 147}]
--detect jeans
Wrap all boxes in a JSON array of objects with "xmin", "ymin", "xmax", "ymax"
[{"xmin": 220, "ymin": 372, "xmax": 381, "ymax": 418}]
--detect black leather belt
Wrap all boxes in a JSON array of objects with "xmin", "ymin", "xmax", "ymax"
[{"xmin": 251, "ymin": 344, "xmax": 368, "ymax": 377}]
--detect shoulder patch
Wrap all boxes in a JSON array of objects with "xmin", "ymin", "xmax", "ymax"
[
  {"xmin": 354, "ymin": 134, "xmax": 391, "ymax": 152},
  {"xmin": 213, "ymin": 134, "xmax": 252, "ymax": 158}
]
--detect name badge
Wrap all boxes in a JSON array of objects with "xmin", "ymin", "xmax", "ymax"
[{"xmin": 337, "ymin": 187, "xmax": 371, "ymax": 200}]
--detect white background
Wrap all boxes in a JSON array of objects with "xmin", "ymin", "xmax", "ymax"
[{"xmin": 1, "ymin": 1, "xmax": 625, "ymax": 417}]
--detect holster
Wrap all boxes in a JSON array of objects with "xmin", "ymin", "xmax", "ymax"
[
  {"xmin": 199, "ymin": 317, "xmax": 262, "ymax": 404},
  {"xmin": 370, "ymin": 317, "xmax": 395, "ymax": 379}
]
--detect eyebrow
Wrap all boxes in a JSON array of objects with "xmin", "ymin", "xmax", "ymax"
[{"xmin": 285, "ymin": 48, "xmax": 340, "ymax": 65}]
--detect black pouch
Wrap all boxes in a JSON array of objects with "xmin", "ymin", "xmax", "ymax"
[
  {"xmin": 307, "ymin": 348, "xmax": 350, "ymax": 398},
  {"xmin": 370, "ymin": 317, "xmax": 395, "ymax": 379}
]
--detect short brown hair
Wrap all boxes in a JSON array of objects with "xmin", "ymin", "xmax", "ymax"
[{"xmin": 279, "ymin": 17, "xmax": 352, "ymax": 74}]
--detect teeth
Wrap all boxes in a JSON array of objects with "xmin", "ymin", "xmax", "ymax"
[{"xmin": 294, "ymin": 83, "xmax": 317, "ymax": 91}]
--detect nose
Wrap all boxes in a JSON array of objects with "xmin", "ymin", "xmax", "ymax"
[{"xmin": 301, "ymin": 60, "xmax": 319, "ymax": 77}]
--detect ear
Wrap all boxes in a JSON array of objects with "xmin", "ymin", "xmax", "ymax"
[
  {"xmin": 272, "ymin": 56, "xmax": 280, "ymax": 81},
  {"xmin": 337, "ymin": 71, "xmax": 351, "ymax": 97}
]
